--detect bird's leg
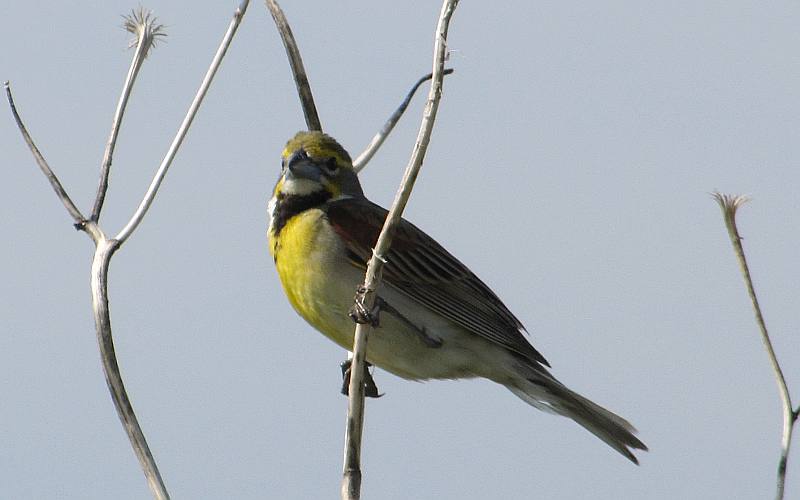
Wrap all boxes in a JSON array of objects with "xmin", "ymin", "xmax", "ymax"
[
  {"xmin": 340, "ymin": 359, "xmax": 383, "ymax": 398},
  {"xmin": 378, "ymin": 298, "xmax": 443, "ymax": 348},
  {"xmin": 349, "ymin": 285, "xmax": 381, "ymax": 326},
  {"xmin": 349, "ymin": 285, "xmax": 442, "ymax": 348}
]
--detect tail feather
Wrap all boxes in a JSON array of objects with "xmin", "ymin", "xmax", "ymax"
[{"xmin": 508, "ymin": 376, "xmax": 647, "ymax": 464}]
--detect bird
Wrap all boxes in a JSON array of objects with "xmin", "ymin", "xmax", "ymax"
[{"xmin": 267, "ymin": 130, "xmax": 647, "ymax": 463}]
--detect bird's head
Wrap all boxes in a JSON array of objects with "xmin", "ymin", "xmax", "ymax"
[{"xmin": 274, "ymin": 131, "xmax": 364, "ymax": 200}]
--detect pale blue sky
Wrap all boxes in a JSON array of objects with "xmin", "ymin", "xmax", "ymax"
[{"xmin": 3, "ymin": 1, "xmax": 799, "ymax": 499}]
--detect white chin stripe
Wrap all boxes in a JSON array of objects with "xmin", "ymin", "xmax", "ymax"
[{"xmin": 281, "ymin": 177, "xmax": 323, "ymax": 196}]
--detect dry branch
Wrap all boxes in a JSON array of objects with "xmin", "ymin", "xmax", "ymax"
[
  {"xmin": 116, "ymin": 0, "xmax": 249, "ymax": 244},
  {"xmin": 6, "ymin": 3, "xmax": 249, "ymax": 498},
  {"xmin": 353, "ymin": 69, "xmax": 454, "ymax": 173},
  {"xmin": 713, "ymin": 192, "xmax": 798, "ymax": 500},
  {"xmin": 91, "ymin": 10, "xmax": 166, "ymax": 222},
  {"xmin": 5, "ymin": 82, "xmax": 86, "ymax": 225},
  {"xmin": 341, "ymin": 1, "xmax": 460, "ymax": 499},
  {"xmin": 264, "ymin": 0, "xmax": 322, "ymax": 131}
]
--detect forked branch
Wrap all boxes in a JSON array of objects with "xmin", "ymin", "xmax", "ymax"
[
  {"xmin": 7, "ymin": 3, "xmax": 250, "ymax": 498},
  {"xmin": 713, "ymin": 192, "xmax": 798, "ymax": 500},
  {"xmin": 264, "ymin": 0, "xmax": 455, "ymax": 168},
  {"xmin": 353, "ymin": 69, "xmax": 454, "ymax": 172},
  {"xmin": 341, "ymin": 1, "xmax": 460, "ymax": 499},
  {"xmin": 116, "ymin": 0, "xmax": 249, "ymax": 244}
]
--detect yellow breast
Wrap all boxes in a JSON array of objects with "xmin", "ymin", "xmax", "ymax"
[{"xmin": 269, "ymin": 209, "xmax": 357, "ymax": 347}]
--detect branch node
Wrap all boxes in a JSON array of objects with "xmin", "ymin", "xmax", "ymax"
[{"xmin": 371, "ymin": 249, "xmax": 387, "ymax": 264}]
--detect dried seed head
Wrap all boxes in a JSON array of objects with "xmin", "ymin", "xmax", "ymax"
[
  {"xmin": 123, "ymin": 8, "xmax": 166, "ymax": 57},
  {"xmin": 712, "ymin": 192, "xmax": 750, "ymax": 218}
]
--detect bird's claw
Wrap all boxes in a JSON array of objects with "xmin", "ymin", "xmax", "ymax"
[
  {"xmin": 340, "ymin": 359, "xmax": 383, "ymax": 398},
  {"xmin": 349, "ymin": 286, "xmax": 381, "ymax": 326}
]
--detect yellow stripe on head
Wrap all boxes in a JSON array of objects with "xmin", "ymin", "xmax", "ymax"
[{"xmin": 283, "ymin": 131, "xmax": 354, "ymax": 171}]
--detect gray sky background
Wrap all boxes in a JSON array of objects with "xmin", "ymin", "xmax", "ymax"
[{"xmin": 3, "ymin": 1, "xmax": 799, "ymax": 499}]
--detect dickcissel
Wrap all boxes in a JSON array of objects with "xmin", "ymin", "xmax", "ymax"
[{"xmin": 268, "ymin": 131, "xmax": 647, "ymax": 463}]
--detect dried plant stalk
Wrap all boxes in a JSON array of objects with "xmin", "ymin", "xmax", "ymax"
[
  {"xmin": 713, "ymin": 193, "xmax": 798, "ymax": 500},
  {"xmin": 6, "ymin": 3, "xmax": 249, "ymax": 497},
  {"xmin": 341, "ymin": 1, "xmax": 459, "ymax": 499}
]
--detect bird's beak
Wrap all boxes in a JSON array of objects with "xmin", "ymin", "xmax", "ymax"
[{"xmin": 285, "ymin": 150, "xmax": 321, "ymax": 182}]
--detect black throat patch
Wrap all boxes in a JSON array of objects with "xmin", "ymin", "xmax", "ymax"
[{"xmin": 271, "ymin": 190, "xmax": 332, "ymax": 236}]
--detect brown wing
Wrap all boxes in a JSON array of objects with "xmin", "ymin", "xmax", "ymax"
[{"xmin": 325, "ymin": 197, "xmax": 550, "ymax": 367}]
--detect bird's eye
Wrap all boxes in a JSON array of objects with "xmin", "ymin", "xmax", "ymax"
[{"xmin": 322, "ymin": 157, "xmax": 339, "ymax": 174}]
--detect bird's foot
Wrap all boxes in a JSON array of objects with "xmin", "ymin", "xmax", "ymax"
[
  {"xmin": 349, "ymin": 286, "xmax": 381, "ymax": 326},
  {"xmin": 340, "ymin": 359, "xmax": 383, "ymax": 398}
]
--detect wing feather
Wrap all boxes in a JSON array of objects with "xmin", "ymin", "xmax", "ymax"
[{"xmin": 325, "ymin": 197, "xmax": 550, "ymax": 367}]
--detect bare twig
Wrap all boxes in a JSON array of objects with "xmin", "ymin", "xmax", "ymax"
[
  {"xmin": 91, "ymin": 9, "xmax": 166, "ymax": 222},
  {"xmin": 341, "ymin": 2, "xmax": 459, "ymax": 499},
  {"xmin": 116, "ymin": 0, "xmax": 250, "ymax": 244},
  {"xmin": 5, "ymin": 82, "xmax": 86, "ymax": 226},
  {"xmin": 263, "ymin": 0, "xmax": 453, "ymax": 158},
  {"xmin": 353, "ymin": 68, "xmax": 454, "ymax": 172},
  {"xmin": 6, "ymin": 80, "xmax": 171, "ymax": 500},
  {"xmin": 8, "ymin": 3, "xmax": 249, "ymax": 498},
  {"xmin": 264, "ymin": 0, "xmax": 322, "ymax": 132},
  {"xmin": 713, "ymin": 192, "xmax": 798, "ymax": 500}
]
